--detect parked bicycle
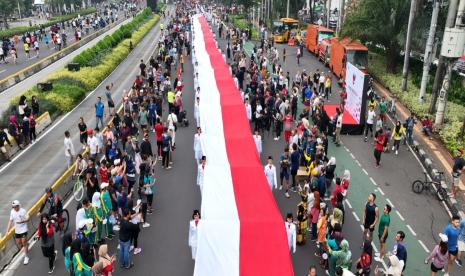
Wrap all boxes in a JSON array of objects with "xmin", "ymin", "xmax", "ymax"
[
  {"xmin": 412, "ymin": 171, "xmax": 448, "ymax": 201},
  {"xmin": 72, "ymin": 174, "xmax": 84, "ymax": 202}
]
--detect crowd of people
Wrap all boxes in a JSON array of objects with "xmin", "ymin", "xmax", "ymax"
[
  {"xmin": 210, "ymin": 7, "xmax": 465, "ymax": 276},
  {"xmin": 5, "ymin": 4, "xmax": 195, "ymax": 275},
  {"xmin": 0, "ymin": 4, "xmax": 126, "ymax": 64}
]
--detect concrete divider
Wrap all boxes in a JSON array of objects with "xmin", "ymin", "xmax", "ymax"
[
  {"xmin": 0, "ymin": 16, "xmax": 127, "ymax": 93},
  {"xmin": 0, "ymin": 112, "xmax": 52, "ymax": 162}
]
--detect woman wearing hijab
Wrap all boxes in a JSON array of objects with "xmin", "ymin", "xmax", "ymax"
[
  {"xmin": 328, "ymin": 239, "xmax": 352, "ymax": 276},
  {"xmin": 36, "ymin": 214, "xmax": 57, "ymax": 273},
  {"xmin": 189, "ymin": 210, "xmax": 201, "ymax": 260},
  {"xmin": 62, "ymin": 233, "xmax": 73, "ymax": 275},
  {"xmin": 356, "ymin": 239, "xmax": 373, "ymax": 275}
]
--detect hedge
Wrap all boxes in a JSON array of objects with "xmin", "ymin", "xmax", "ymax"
[
  {"xmin": 0, "ymin": 7, "xmax": 97, "ymax": 39},
  {"xmin": 368, "ymin": 52, "xmax": 465, "ymax": 153},
  {"xmin": 72, "ymin": 8, "xmax": 152, "ymax": 67},
  {"xmin": 3, "ymin": 9, "xmax": 159, "ymax": 126},
  {"xmin": 230, "ymin": 14, "xmax": 260, "ymax": 40}
]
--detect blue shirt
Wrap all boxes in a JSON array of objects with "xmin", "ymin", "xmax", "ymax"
[
  {"xmin": 444, "ymin": 224, "xmax": 461, "ymax": 251},
  {"xmin": 290, "ymin": 151, "xmax": 300, "ymax": 170},
  {"xmin": 95, "ymin": 101, "xmax": 104, "ymax": 117},
  {"xmin": 459, "ymin": 219, "xmax": 465, "ymax": 242},
  {"xmin": 304, "ymin": 87, "xmax": 313, "ymax": 100},
  {"xmin": 394, "ymin": 242, "xmax": 407, "ymax": 263}
]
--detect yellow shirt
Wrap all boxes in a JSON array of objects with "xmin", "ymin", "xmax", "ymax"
[
  {"xmin": 24, "ymin": 43, "xmax": 29, "ymax": 51},
  {"xmin": 167, "ymin": 91, "xmax": 175, "ymax": 103}
]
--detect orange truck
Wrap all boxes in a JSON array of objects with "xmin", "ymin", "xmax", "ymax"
[
  {"xmin": 329, "ymin": 37, "xmax": 368, "ymax": 80},
  {"xmin": 305, "ymin": 24, "xmax": 334, "ymax": 55}
]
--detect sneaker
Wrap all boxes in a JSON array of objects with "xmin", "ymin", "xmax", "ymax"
[
  {"xmin": 130, "ymin": 245, "xmax": 134, "ymax": 252},
  {"xmin": 147, "ymin": 210, "xmax": 153, "ymax": 214},
  {"xmin": 167, "ymin": 166, "xmax": 172, "ymax": 169},
  {"xmin": 143, "ymin": 222, "xmax": 151, "ymax": 228},
  {"xmin": 23, "ymin": 256, "xmax": 29, "ymax": 265},
  {"xmin": 169, "ymin": 161, "xmax": 173, "ymax": 165},
  {"xmin": 285, "ymin": 192, "xmax": 290, "ymax": 198},
  {"xmin": 274, "ymin": 137, "xmax": 279, "ymax": 141},
  {"xmin": 395, "ymin": 150, "xmax": 398, "ymax": 155},
  {"xmin": 158, "ymin": 156, "xmax": 162, "ymax": 161},
  {"xmin": 364, "ymin": 137, "xmax": 368, "ymax": 142},
  {"xmin": 134, "ymin": 248, "xmax": 142, "ymax": 255},
  {"xmin": 455, "ymin": 259, "xmax": 463, "ymax": 267},
  {"xmin": 279, "ymin": 186, "xmax": 283, "ymax": 190},
  {"xmin": 444, "ymin": 273, "xmax": 449, "ymax": 276},
  {"xmin": 48, "ymin": 266, "xmax": 55, "ymax": 274},
  {"xmin": 54, "ymin": 250, "xmax": 57, "ymax": 263},
  {"xmin": 391, "ymin": 146, "xmax": 395, "ymax": 151},
  {"xmin": 117, "ymin": 244, "xmax": 120, "ymax": 250}
]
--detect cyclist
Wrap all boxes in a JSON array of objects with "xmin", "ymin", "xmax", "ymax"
[{"xmin": 38, "ymin": 187, "xmax": 64, "ymax": 230}]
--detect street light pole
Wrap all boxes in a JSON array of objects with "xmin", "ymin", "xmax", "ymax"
[
  {"xmin": 327, "ymin": 0, "xmax": 332, "ymax": 28},
  {"xmin": 401, "ymin": 0, "xmax": 418, "ymax": 92},
  {"xmin": 337, "ymin": 0, "xmax": 345, "ymax": 34},
  {"xmin": 419, "ymin": 0, "xmax": 440, "ymax": 103},
  {"xmin": 287, "ymin": 0, "xmax": 290, "ymax": 18}
]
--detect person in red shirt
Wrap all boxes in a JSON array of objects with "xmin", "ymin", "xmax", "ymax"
[
  {"xmin": 340, "ymin": 89, "xmax": 347, "ymax": 111},
  {"xmin": 99, "ymin": 160, "xmax": 109, "ymax": 183},
  {"xmin": 154, "ymin": 118, "xmax": 164, "ymax": 160},
  {"xmin": 331, "ymin": 177, "xmax": 344, "ymax": 207},
  {"xmin": 374, "ymin": 129, "xmax": 386, "ymax": 168},
  {"xmin": 283, "ymin": 113, "xmax": 293, "ymax": 144},
  {"xmin": 36, "ymin": 214, "xmax": 56, "ymax": 273}
]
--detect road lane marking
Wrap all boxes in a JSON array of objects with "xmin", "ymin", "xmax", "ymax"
[
  {"xmin": 345, "ymin": 147, "xmax": 350, "ymax": 152},
  {"xmin": 352, "ymin": 211, "xmax": 360, "ymax": 222},
  {"xmin": 362, "ymin": 168, "xmax": 368, "ymax": 175},
  {"xmin": 344, "ymin": 199, "xmax": 352, "ymax": 209},
  {"xmin": 370, "ymin": 177, "xmax": 378, "ymax": 186},
  {"xmin": 406, "ymin": 225, "xmax": 417, "ymax": 236},
  {"xmin": 360, "ymin": 225, "xmax": 364, "ymax": 231},
  {"xmin": 350, "ymin": 153, "xmax": 355, "ymax": 159},
  {"xmin": 377, "ymin": 187, "xmax": 385, "ymax": 196},
  {"xmin": 0, "ymin": 69, "xmax": 6, "ymax": 74},
  {"xmin": 396, "ymin": 210, "xmax": 405, "ymax": 221},
  {"xmin": 386, "ymin": 198, "xmax": 395, "ymax": 208},
  {"xmin": 418, "ymin": 240, "xmax": 430, "ymax": 253},
  {"xmin": 355, "ymin": 159, "xmax": 361, "ymax": 167}
]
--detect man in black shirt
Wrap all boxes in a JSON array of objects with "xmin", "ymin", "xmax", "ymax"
[
  {"xmin": 119, "ymin": 209, "xmax": 139, "ymax": 269},
  {"xmin": 451, "ymin": 149, "xmax": 465, "ymax": 198}
]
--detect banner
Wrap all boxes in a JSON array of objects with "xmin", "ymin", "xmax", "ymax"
[{"xmin": 344, "ymin": 62, "xmax": 366, "ymax": 124}]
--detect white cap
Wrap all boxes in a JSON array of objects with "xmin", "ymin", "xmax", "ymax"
[
  {"xmin": 439, "ymin": 233, "xmax": 448, "ymax": 243},
  {"xmin": 100, "ymin": 182, "xmax": 109, "ymax": 189},
  {"xmin": 114, "ymin": 159, "xmax": 121, "ymax": 166},
  {"xmin": 12, "ymin": 200, "xmax": 20, "ymax": 207}
]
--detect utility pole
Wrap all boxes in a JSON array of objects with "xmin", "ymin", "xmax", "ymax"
[
  {"xmin": 401, "ymin": 0, "xmax": 418, "ymax": 91},
  {"xmin": 337, "ymin": 0, "xmax": 345, "ymax": 34},
  {"xmin": 419, "ymin": 0, "xmax": 440, "ymax": 103},
  {"xmin": 435, "ymin": 0, "xmax": 464, "ymax": 126},
  {"xmin": 327, "ymin": 0, "xmax": 332, "ymax": 28},
  {"xmin": 287, "ymin": 0, "xmax": 290, "ymax": 18}
]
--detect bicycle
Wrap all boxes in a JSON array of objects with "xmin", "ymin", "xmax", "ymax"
[
  {"xmin": 412, "ymin": 171, "xmax": 448, "ymax": 201},
  {"xmin": 73, "ymin": 174, "xmax": 84, "ymax": 202}
]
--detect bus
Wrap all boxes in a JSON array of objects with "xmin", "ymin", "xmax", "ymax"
[{"xmin": 272, "ymin": 18, "xmax": 299, "ymax": 43}]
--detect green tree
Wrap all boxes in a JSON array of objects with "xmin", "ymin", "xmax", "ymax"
[
  {"xmin": 342, "ymin": 0, "xmax": 411, "ymax": 73},
  {"xmin": 0, "ymin": 0, "xmax": 17, "ymax": 29}
]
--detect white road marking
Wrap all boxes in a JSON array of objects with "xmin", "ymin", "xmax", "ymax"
[
  {"xmin": 345, "ymin": 147, "xmax": 350, "ymax": 152},
  {"xmin": 360, "ymin": 225, "xmax": 364, "ymax": 231},
  {"xmin": 0, "ymin": 69, "xmax": 6, "ymax": 74},
  {"xmin": 352, "ymin": 211, "xmax": 360, "ymax": 222},
  {"xmin": 362, "ymin": 168, "xmax": 368, "ymax": 175},
  {"xmin": 377, "ymin": 187, "xmax": 385, "ymax": 196},
  {"xmin": 406, "ymin": 224, "xmax": 417, "ymax": 236},
  {"xmin": 355, "ymin": 159, "xmax": 361, "ymax": 167},
  {"xmin": 386, "ymin": 198, "xmax": 395, "ymax": 208},
  {"xmin": 418, "ymin": 240, "xmax": 430, "ymax": 253},
  {"xmin": 396, "ymin": 210, "xmax": 405, "ymax": 221},
  {"xmin": 369, "ymin": 177, "xmax": 378, "ymax": 186},
  {"xmin": 350, "ymin": 153, "xmax": 355, "ymax": 159},
  {"xmin": 344, "ymin": 199, "xmax": 352, "ymax": 209}
]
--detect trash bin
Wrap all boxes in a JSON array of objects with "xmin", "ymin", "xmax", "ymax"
[{"xmin": 37, "ymin": 82, "xmax": 53, "ymax": 92}]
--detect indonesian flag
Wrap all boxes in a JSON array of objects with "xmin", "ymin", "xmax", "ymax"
[{"xmin": 192, "ymin": 15, "xmax": 294, "ymax": 276}]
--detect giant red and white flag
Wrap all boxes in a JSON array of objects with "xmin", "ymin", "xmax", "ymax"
[{"xmin": 191, "ymin": 15, "xmax": 294, "ymax": 276}]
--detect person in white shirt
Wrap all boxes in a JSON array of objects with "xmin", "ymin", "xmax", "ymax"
[
  {"xmin": 245, "ymin": 99, "xmax": 252, "ymax": 121},
  {"xmin": 264, "ymin": 156, "xmax": 277, "ymax": 190},
  {"xmin": 194, "ymin": 97, "xmax": 200, "ymax": 128},
  {"xmin": 193, "ymin": 127, "xmax": 203, "ymax": 164},
  {"xmin": 64, "ymin": 130, "xmax": 75, "ymax": 168},
  {"xmin": 197, "ymin": 156, "xmax": 206, "ymax": 193},
  {"xmin": 319, "ymin": 74, "xmax": 325, "ymax": 94},
  {"xmin": 364, "ymin": 106, "xmax": 376, "ymax": 141},
  {"xmin": 335, "ymin": 108, "xmax": 343, "ymax": 146},
  {"xmin": 6, "ymin": 200, "xmax": 30, "ymax": 265},
  {"xmin": 188, "ymin": 210, "xmax": 201, "ymax": 260},
  {"xmin": 167, "ymin": 111, "xmax": 178, "ymax": 145},
  {"xmin": 87, "ymin": 129, "xmax": 99, "ymax": 159},
  {"xmin": 285, "ymin": 213, "xmax": 297, "ymax": 253},
  {"xmin": 253, "ymin": 130, "xmax": 262, "ymax": 156}
]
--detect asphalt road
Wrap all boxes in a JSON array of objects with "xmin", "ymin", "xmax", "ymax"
[
  {"xmin": 0, "ymin": 10, "xmax": 126, "ymax": 81},
  {"xmin": 4, "ymin": 13, "xmax": 464, "ymax": 276}
]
